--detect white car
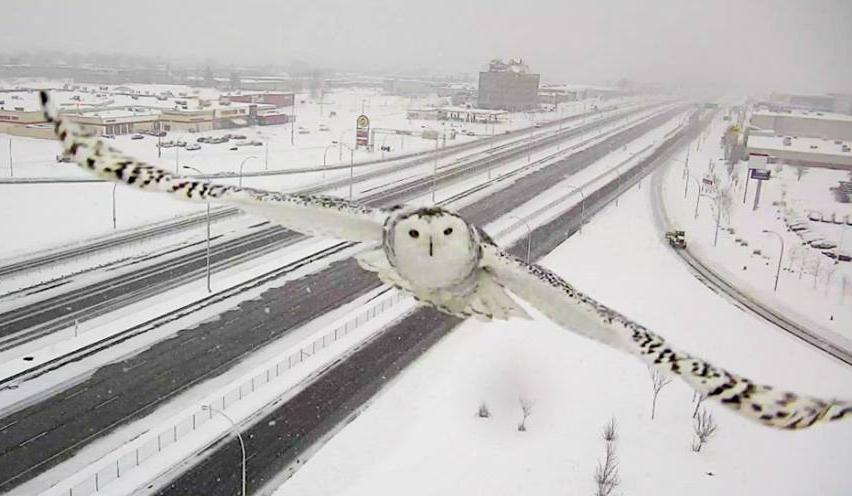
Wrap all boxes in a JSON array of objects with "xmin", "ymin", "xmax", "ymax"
[{"xmin": 185, "ymin": 143, "xmax": 201, "ymax": 151}]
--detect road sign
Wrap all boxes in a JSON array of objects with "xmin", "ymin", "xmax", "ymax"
[
  {"xmin": 750, "ymin": 169, "xmax": 771, "ymax": 180},
  {"xmin": 356, "ymin": 114, "xmax": 370, "ymax": 148}
]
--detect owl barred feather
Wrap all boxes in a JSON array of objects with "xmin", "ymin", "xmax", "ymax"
[{"xmin": 40, "ymin": 91, "xmax": 851, "ymax": 430}]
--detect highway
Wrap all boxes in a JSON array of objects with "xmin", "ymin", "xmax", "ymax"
[
  {"xmin": 0, "ymin": 105, "xmax": 687, "ymax": 492},
  {"xmin": 0, "ymin": 102, "xmax": 664, "ymax": 351},
  {"xmin": 648, "ymin": 161, "xmax": 852, "ymax": 366},
  {"xmin": 154, "ymin": 109, "xmax": 711, "ymax": 496},
  {"xmin": 0, "ymin": 101, "xmax": 637, "ymax": 279}
]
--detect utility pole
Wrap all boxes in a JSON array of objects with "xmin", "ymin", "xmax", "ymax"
[
  {"xmin": 8, "ymin": 139, "xmax": 12, "ymax": 177},
  {"xmin": 264, "ymin": 141, "xmax": 269, "ymax": 170},
  {"xmin": 184, "ymin": 166, "xmax": 212, "ymax": 293},
  {"xmin": 432, "ymin": 139, "xmax": 438, "ymax": 202},
  {"xmin": 112, "ymin": 184, "xmax": 118, "ymax": 230}
]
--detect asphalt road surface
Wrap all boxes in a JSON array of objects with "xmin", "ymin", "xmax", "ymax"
[
  {"xmin": 156, "ymin": 110, "xmax": 708, "ymax": 496},
  {"xmin": 0, "ymin": 106, "xmax": 687, "ymax": 493}
]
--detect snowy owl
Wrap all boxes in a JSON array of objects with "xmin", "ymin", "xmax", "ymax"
[{"xmin": 39, "ymin": 91, "xmax": 850, "ymax": 430}]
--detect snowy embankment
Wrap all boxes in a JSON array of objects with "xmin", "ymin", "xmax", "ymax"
[
  {"xmin": 276, "ymin": 171, "xmax": 852, "ymax": 495},
  {"xmin": 660, "ymin": 113, "xmax": 852, "ymax": 343}
]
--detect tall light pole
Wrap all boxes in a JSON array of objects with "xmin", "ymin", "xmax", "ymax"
[
  {"xmin": 202, "ymin": 405, "xmax": 245, "ymax": 496},
  {"xmin": 687, "ymin": 174, "xmax": 702, "ymax": 219},
  {"xmin": 174, "ymin": 146, "xmax": 179, "ymax": 175},
  {"xmin": 339, "ymin": 143, "xmax": 356, "ymax": 200},
  {"xmin": 264, "ymin": 141, "xmax": 269, "ymax": 170},
  {"xmin": 671, "ymin": 154, "xmax": 690, "ymax": 198},
  {"xmin": 507, "ymin": 214, "xmax": 532, "ymax": 263},
  {"xmin": 184, "ymin": 166, "xmax": 212, "ymax": 293},
  {"xmin": 527, "ymin": 128, "xmax": 533, "ymax": 163},
  {"xmin": 238, "ymin": 156, "xmax": 259, "ymax": 187},
  {"xmin": 762, "ymin": 230, "xmax": 784, "ymax": 292},
  {"xmin": 564, "ymin": 184, "xmax": 585, "ymax": 233},
  {"xmin": 9, "ymin": 138, "xmax": 13, "ymax": 177},
  {"xmin": 432, "ymin": 138, "xmax": 439, "ymax": 202},
  {"xmin": 112, "ymin": 183, "xmax": 118, "ymax": 230}
]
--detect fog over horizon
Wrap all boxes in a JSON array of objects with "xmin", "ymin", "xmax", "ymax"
[{"xmin": 5, "ymin": 0, "xmax": 852, "ymax": 93}]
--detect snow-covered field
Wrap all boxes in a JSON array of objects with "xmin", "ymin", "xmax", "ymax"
[{"xmin": 276, "ymin": 157, "xmax": 852, "ymax": 496}]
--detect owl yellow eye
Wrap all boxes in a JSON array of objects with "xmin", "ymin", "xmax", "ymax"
[
  {"xmin": 409, "ymin": 229, "xmax": 419, "ymax": 238},
  {"xmin": 443, "ymin": 227, "xmax": 453, "ymax": 235}
]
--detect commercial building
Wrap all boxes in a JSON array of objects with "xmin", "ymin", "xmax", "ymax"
[
  {"xmin": 747, "ymin": 134, "xmax": 852, "ymax": 170},
  {"xmin": 477, "ymin": 58, "xmax": 540, "ymax": 112},
  {"xmin": 750, "ymin": 110, "xmax": 852, "ymax": 142},
  {"xmin": 222, "ymin": 92, "xmax": 294, "ymax": 108},
  {"xmin": 407, "ymin": 106, "xmax": 508, "ymax": 123},
  {"xmin": 767, "ymin": 92, "xmax": 852, "ymax": 115}
]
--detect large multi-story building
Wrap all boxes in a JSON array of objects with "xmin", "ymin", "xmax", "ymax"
[{"xmin": 477, "ymin": 58, "xmax": 540, "ymax": 112}]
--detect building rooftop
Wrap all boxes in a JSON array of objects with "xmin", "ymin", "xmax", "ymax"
[
  {"xmin": 752, "ymin": 108, "xmax": 852, "ymax": 123},
  {"xmin": 748, "ymin": 134, "xmax": 852, "ymax": 168}
]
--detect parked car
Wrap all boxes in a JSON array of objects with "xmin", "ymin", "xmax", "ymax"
[
  {"xmin": 319, "ymin": 124, "xmax": 331, "ymax": 132},
  {"xmin": 175, "ymin": 140, "xmax": 187, "ymax": 147},
  {"xmin": 811, "ymin": 240, "xmax": 837, "ymax": 250},
  {"xmin": 131, "ymin": 134, "xmax": 144, "ymax": 140},
  {"xmin": 229, "ymin": 134, "xmax": 247, "ymax": 140},
  {"xmin": 185, "ymin": 143, "xmax": 201, "ymax": 151},
  {"xmin": 229, "ymin": 146, "xmax": 238, "ymax": 151},
  {"xmin": 103, "ymin": 134, "xmax": 115, "ymax": 139},
  {"xmin": 157, "ymin": 141, "xmax": 175, "ymax": 148}
]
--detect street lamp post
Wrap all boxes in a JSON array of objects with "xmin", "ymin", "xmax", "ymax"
[
  {"xmin": 432, "ymin": 139, "xmax": 439, "ymax": 202},
  {"xmin": 761, "ymin": 230, "xmax": 784, "ymax": 292},
  {"xmin": 687, "ymin": 174, "xmax": 702, "ymax": 219},
  {"xmin": 9, "ymin": 138, "xmax": 13, "ymax": 177},
  {"xmin": 238, "ymin": 156, "xmax": 259, "ymax": 187},
  {"xmin": 184, "ymin": 166, "xmax": 212, "ymax": 293},
  {"xmin": 564, "ymin": 184, "xmax": 585, "ymax": 233},
  {"xmin": 202, "ymin": 405, "xmax": 245, "ymax": 496},
  {"xmin": 507, "ymin": 215, "xmax": 533, "ymax": 263},
  {"xmin": 338, "ymin": 143, "xmax": 356, "ymax": 200},
  {"xmin": 112, "ymin": 183, "xmax": 118, "ymax": 230}
]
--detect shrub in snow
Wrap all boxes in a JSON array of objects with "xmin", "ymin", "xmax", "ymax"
[
  {"xmin": 517, "ymin": 397, "xmax": 534, "ymax": 432},
  {"xmin": 594, "ymin": 417, "xmax": 620, "ymax": 496},
  {"xmin": 692, "ymin": 409, "xmax": 718, "ymax": 453},
  {"xmin": 477, "ymin": 402, "xmax": 490, "ymax": 418},
  {"xmin": 648, "ymin": 368, "xmax": 672, "ymax": 420}
]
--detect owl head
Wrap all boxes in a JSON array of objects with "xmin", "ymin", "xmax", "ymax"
[{"xmin": 384, "ymin": 207, "xmax": 482, "ymax": 289}]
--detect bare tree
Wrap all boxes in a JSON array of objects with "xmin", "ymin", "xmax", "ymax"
[
  {"xmin": 594, "ymin": 418, "xmax": 620, "ymax": 496},
  {"xmin": 692, "ymin": 409, "xmax": 718, "ymax": 452},
  {"xmin": 477, "ymin": 402, "xmax": 490, "ymax": 419},
  {"xmin": 692, "ymin": 393, "xmax": 706, "ymax": 418},
  {"xmin": 517, "ymin": 397, "xmax": 534, "ymax": 432},
  {"xmin": 648, "ymin": 368, "xmax": 672, "ymax": 420},
  {"xmin": 602, "ymin": 417, "xmax": 617, "ymax": 443}
]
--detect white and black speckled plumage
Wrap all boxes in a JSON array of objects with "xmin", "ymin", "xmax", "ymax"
[
  {"xmin": 41, "ymin": 90, "xmax": 850, "ymax": 430},
  {"xmin": 481, "ymin": 243, "xmax": 851, "ymax": 429}
]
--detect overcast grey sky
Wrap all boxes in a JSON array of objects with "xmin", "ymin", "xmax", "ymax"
[{"xmin": 4, "ymin": 0, "xmax": 851, "ymax": 92}]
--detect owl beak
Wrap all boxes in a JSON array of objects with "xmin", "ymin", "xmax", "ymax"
[{"xmin": 429, "ymin": 236, "xmax": 433, "ymax": 257}]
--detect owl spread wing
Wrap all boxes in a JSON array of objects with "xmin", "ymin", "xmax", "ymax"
[
  {"xmin": 39, "ymin": 91, "xmax": 389, "ymax": 242},
  {"xmin": 480, "ymin": 244, "xmax": 851, "ymax": 430}
]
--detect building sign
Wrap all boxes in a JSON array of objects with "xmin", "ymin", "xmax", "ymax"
[
  {"xmin": 356, "ymin": 114, "xmax": 370, "ymax": 147},
  {"xmin": 750, "ymin": 169, "xmax": 771, "ymax": 180},
  {"xmin": 749, "ymin": 153, "xmax": 768, "ymax": 170}
]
